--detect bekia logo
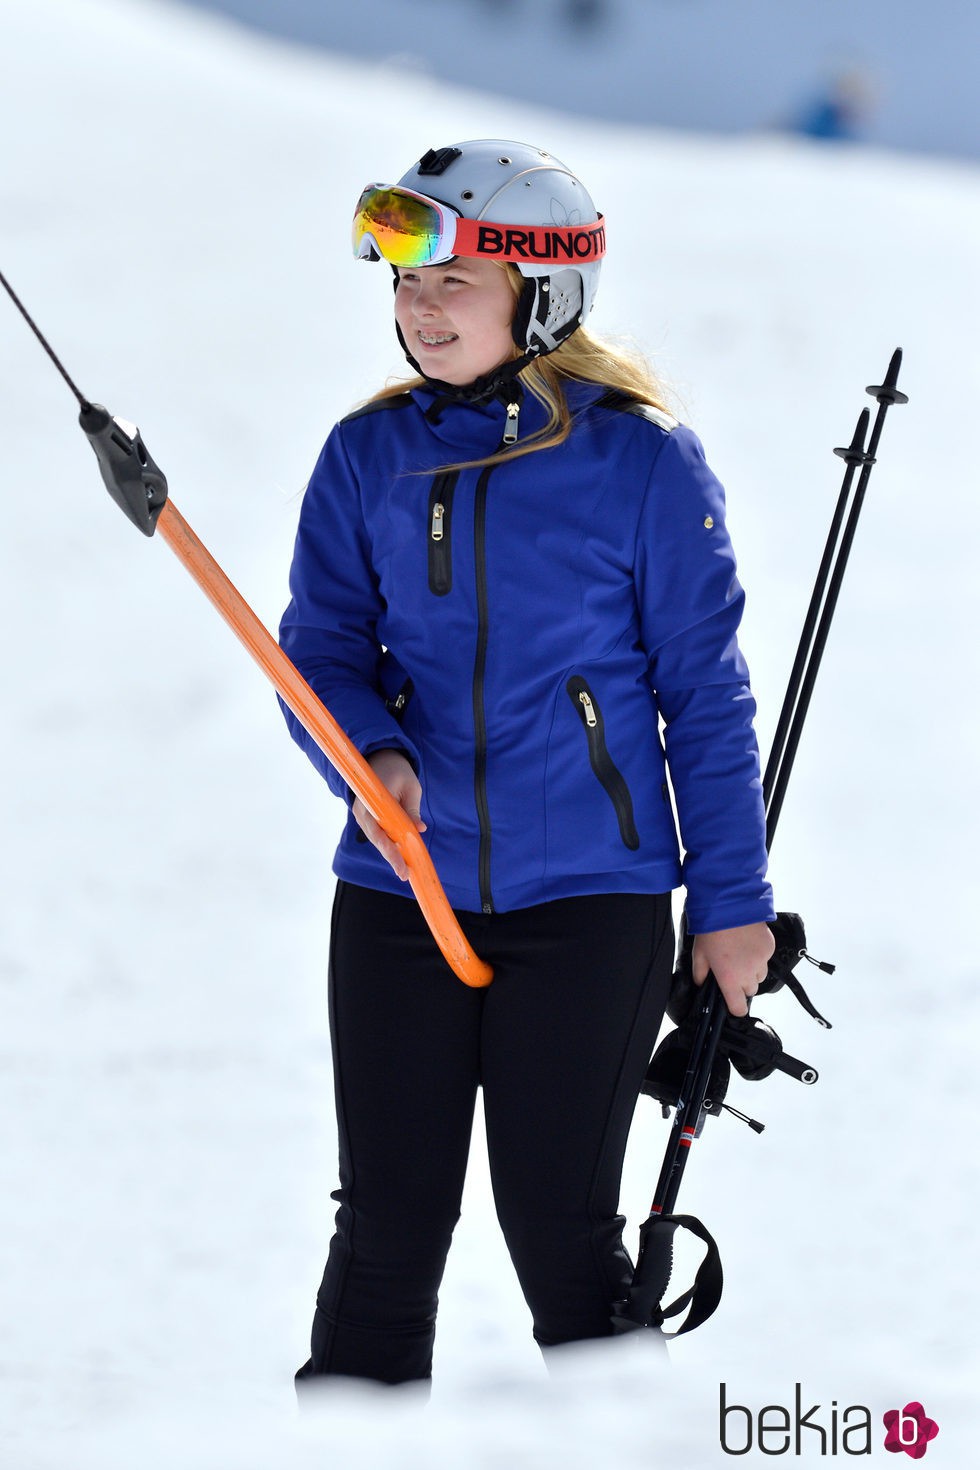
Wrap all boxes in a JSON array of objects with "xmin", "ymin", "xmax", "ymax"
[
  {"xmin": 719, "ymin": 1384, "xmax": 941, "ymax": 1457},
  {"xmin": 882, "ymin": 1402, "xmax": 939, "ymax": 1458},
  {"xmin": 720, "ymin": 1382, "xmax": 872, "ymax": 1456}
]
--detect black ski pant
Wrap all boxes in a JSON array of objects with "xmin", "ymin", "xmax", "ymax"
[{"xmin": 296, "ymin": 880, "xmax": 674, "ymax": 1386}]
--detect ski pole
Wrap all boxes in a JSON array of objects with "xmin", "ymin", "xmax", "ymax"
[
  {"xmin": 1, "ymin": 269, "xmax": 493, "ymax": 990},
  {"xmin": 642, "ymin": 361, "xmax": 904, "ymax": 1221},
  {"xmin": 653, "ymin": 348, "xmax": 908, "ymax": 1209},
  {"xmin": 615, "ymin": 348, "xmax": 908, "ymax": 1335},
  {"xmin": 764, "ymin": 349, "xmax": 909, "ymax": 845},
  {"xmin": 761, "ymin": 408, "xmax": 870, "ymax": 839}
]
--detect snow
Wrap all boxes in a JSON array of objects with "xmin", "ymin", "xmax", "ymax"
[{"xmin": 1, "ymin": 0, "xmax": 978, "ymax": 1464}]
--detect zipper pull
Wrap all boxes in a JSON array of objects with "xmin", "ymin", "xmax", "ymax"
[
  {"xmin": 502, "ymin": 400, "xmax": 520, "ymax": 446},
  {"xmin": 430, "ymin": 502, "xmax": 445, "ymax": 541},
  {"xmin": 578, "ymin": 690, "xmax": 598, "ymax": 728}
]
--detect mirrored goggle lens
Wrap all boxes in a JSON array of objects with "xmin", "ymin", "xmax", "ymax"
[{"xmin": 352, "ymin": 186, "xmax": 455, "ymax": 267}]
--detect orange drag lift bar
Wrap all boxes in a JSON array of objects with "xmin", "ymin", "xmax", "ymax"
[{"xmin": 79, "ymin": 404, "xmax": 493, "ymax": 990}]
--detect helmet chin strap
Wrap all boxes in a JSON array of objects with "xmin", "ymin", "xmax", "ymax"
[
  {"xmin": 391, "ymin": 267, "xmax": 550, "ymax": 408},
  {"xmin": 393, "ymin": 320, "xmax": 534, "ymax": 413},
  {"xmin": 415, "ymin": 352, "xmax": 534, "ymax": 409}
]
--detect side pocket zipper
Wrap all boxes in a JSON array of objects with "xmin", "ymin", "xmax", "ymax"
[
  {"xmin": 356, "ymin": 678, "xmax": 417, "ymax": 846},
  {"xmin": 384, "ymin": 677, "xmax": 415, "ymax": 721},
  {"xmin": 566, "ymin": 676, "xmax": 641, "ymax": 851},
  {"xmin": 428, "ymin": 470, "xmax": 458, "ymax": 596}
]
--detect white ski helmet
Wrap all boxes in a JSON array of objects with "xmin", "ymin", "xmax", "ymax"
[{"xmin": 353, "ymin": 139, "xmax": 605, "ymax": 364}]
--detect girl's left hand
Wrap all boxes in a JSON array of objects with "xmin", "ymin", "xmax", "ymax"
[{"xmin": 691, "ymin": 921, "xmax": 776, "ymax": 1017}]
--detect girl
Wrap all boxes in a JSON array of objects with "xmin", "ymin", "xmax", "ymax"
[{"xmin": 279, "ymin": 139, "xmax": 775, "ymax": 1386}]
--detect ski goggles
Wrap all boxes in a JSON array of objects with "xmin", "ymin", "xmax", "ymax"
[{"xmin": 352, "ymin": 184, "xmax": 606, "ymax": 269}]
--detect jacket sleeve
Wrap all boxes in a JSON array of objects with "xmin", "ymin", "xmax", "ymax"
[
  {"xmin": 277, "ymin": 424, "xmax": 420, "ymax": 800},
  {"xmin": 634, "ymin": 425, "xmax": 775, "ymax": 933}
]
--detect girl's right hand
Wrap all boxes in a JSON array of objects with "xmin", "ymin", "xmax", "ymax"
[{"xmin": 351, "ymin": 748, "xmax": 426, "ymax": 882}]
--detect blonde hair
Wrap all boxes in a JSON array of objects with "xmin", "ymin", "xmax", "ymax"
[{"xmin": 361, "ymin": 265, "xmax": 675, "ymax": 473}]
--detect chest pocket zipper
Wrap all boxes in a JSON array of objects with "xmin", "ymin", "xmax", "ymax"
[
  {"xmin": 566, "ymin": 675, "xmax": 641, "ymax": 851},
  {"xmin": 428, "ymin": 470, "xmax": 458, "ymax": 596}
]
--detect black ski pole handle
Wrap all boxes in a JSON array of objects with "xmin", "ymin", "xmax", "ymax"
[{"xmin": 650, "ymin": 979, "xmax": 728, "ymax": 1216}]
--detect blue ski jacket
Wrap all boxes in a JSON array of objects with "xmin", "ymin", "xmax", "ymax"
[{"xmin": 279, "ymin": 380, "xmax": 774, "ymax": 933}]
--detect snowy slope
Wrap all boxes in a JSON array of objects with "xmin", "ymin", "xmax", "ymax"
[{"xmin": 1, "ymin": 0, "xmax": 978, "ymax": 1465}]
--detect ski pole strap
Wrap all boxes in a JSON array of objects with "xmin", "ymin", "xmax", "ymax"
[{"xmin": 612, "ymin": 1212, "xmax": 723, "ymax": 1338}]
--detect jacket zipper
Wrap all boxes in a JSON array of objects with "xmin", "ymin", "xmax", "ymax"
[
  {"xmin": 473, "ymin": 464, "xmax": 494, "ymax": 911},
  {"xmin": 427, "ymin": 470, "xmax": 458, "ymax": 596},
  {"xmin": 428, "ymin": 398, "xmax": 520, "ymax": 911},
  {"xmin": 566, "ymin": 675, "xmax": 641, "ymax": 851}
]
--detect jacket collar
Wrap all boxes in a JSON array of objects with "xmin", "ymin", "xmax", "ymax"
[{"xmin": 408, "ymin": 377, "xmax": 609, "ymax": 455}]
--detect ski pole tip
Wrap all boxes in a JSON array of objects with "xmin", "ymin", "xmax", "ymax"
[
  {"xmin": 866, "ymin": 347, "xmax": 909, "ymax": 406},
  {"xmin": 833, "ymin": 406, "xmax": 872, "ymax": 465}
]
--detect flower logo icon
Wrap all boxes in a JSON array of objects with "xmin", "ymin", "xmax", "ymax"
[{"xmin": 883, "ymin": 1402, "xmax": 939, "ymax": 1458}]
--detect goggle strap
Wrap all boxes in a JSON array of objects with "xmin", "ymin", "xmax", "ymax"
[{"xmin": 452, "ymin": 214, "xmax": 605, "ymax": 265}]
